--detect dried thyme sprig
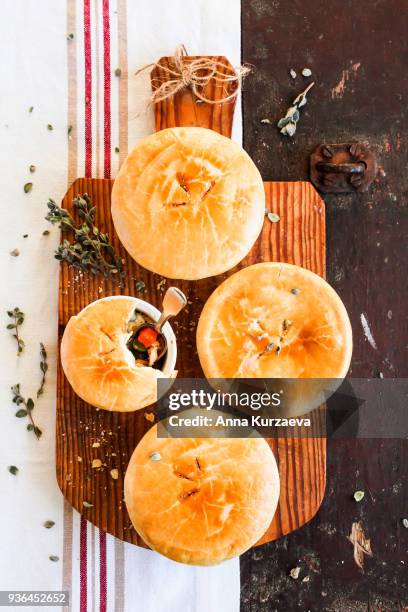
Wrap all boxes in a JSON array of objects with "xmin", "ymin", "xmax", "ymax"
[
  {"xmin": 45, "ymin": 194, "xmax": 125, "ymax": 280},
  {"xmin": 37, "ymin": 343, "xmax": 48, "ymax": 398},
  {"xmin": 7, "ymin": 308, "xmax": 25, "ymax": 356},
  {"xmin": 277, "ymin": 81, "xmax": 315, "ymax": 137},
  {"xmin": 11, "ymin": 384, "xmax": 42, "ymax": 439}
]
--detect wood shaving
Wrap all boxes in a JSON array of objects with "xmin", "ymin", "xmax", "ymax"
[
  {"xmin": 110, "ymin": 469, "xmax": 119, "ymax": 480},
  {"xmin": 348, "ymin": 521, "xmax": 373, "ymax": 570},
  {"xmin": 92, "ymin": 459, "xmax": 102, "ymax": 469}
]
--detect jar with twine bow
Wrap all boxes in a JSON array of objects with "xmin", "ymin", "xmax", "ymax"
[{"xmin": 136, "ymin": 45, "xmax": 252, "ymax": 106}]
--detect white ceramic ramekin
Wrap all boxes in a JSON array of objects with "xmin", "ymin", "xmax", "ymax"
[{"xmin": 78, "ymin": 295, "xmax": 177, "ymax": 375}]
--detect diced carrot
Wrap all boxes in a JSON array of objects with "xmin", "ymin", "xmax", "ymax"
[{"xmin": 138, "ymin": 327, "xmax": 158, "ymax": 347}]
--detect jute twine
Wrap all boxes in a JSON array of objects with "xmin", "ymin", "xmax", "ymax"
[{"xmin": 135, "ymin": 45, "xmax": 251, "ymax": 104}]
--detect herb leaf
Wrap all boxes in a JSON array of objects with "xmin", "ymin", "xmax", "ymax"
[
  {"xmin": 45, "ymin": 194, "xmax": 125, "ymax": 281},
  {"xmin": 7, "ymin": 308, "xmax": 25, "ymax": 356},
  {"xmin": 37, "ymin": 343, "xmax": 48, "ymax": 397},
  {"xmin": 277, "ymin": 82, "xmax": 315, "ymax": 137},
  {"xmin": 11, "ymin": 385, "xmax": 42, "ymax": 440}
]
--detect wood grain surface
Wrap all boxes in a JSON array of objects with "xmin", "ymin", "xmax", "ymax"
[
  {"xmin": 241, "ymin": 1, "xmax": 408, "ymax": 610},
  {"xmin": 151, "ymin": 56, "xmax": 237, "ymax": 136},
  {"xmin": 56, "ymin": 56, "xmax": 327, "ymax": 549},
  {"xmin": 56, "ymin": 179, "xmax": 326, "ymax": 547}
]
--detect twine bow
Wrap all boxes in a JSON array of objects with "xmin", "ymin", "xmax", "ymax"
[{"xmin": 136, "ymin": 45, "xmax": 251, "ymax": 105}]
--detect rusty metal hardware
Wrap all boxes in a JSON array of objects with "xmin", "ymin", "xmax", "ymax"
[{"xmin": 310, "ymin": 143, "xmax": 377, "ymax": 193}]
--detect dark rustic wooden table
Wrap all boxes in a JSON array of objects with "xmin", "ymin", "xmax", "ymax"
[{"xmin": 241, "ymin": 1, "xmax": 408, "ymax": 610}]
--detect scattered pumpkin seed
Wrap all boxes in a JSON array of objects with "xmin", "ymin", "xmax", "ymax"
[
  {"xmin": 29, "ymin": 106, "xmax": 34, "ymax": 113},
  {"xmin": 43, "ymin": 520, "xmax": 55, "ymax": 529},
  {"xmin": 10, "ymin": 249, "xmax": 20, "ymax": 257},
  {"xmin": 135, "ymin": 280, "xmax": 146, "ymax": 293},
  {"xmin": 267, "ymin": 212, "xmax": 280, "ymax": 223},
  {"xmin": 114, "ymin": 68, "xmax": 122, "ymax": 77},
  {"xmin": 83, "ymin": 501, "xmax": 93, "ymax": 508},
  {"xmin": 110, "ymin": 468, "xmax": 119, "ymax": 480},
  {"xmin": 260, "ymin": 118, "xmax": 271, "ymax": 124},
  {"xmin": 42, "ymin": 230, "xmax": 50, "ymax": 236},
  {"xmin": 402, "ymin": 518, "xmax": 408, "ymax": 529},
  {"xmin": 302, "ymin": 68, "xmax": 312, "ymax": 77},
  {"xmin": 290, "ymin": 69, "xmax": 297, "ymax": 79},
  {"xmin": 23, "ymin": 234, "xmax": 28, "ymax": 238},
  {"xmin": 92, "ymin": 459, "xmax": 102, "ymax": 469},
  {"xmin": 49, "ymin": 555, "xmax": 59, "ymax": 562},
  {"xmin": 24, "ymin": 182, "xmax": 33, "ymax": 193},
  {"xmin": 8, "ymin": 465, "xmax": 19, "ymax": 475},
  {"xmin": 150, "ymin": 451, "xmax": 161, "ymax": 461},
  {"xmin": 29, "ymin": 164, "xmax": 36, "ymax": 173},
  {"xmin": 289, "ymin": 567, "xmax": 301, "ymax": 579},
  {"xmin": 47, "ymin": 124, "xmax": 53, "ymax": 131},
  {"xmin": 67, "ymin": 33, "xmax": 74, "ymax": 40},
  {"xmin": 302, "ymin": 575, "xmax": 310, "ymax": 583},
  {"xmin": 115, "ymin": 146, "xmax": 120, "ymax": 153},
  {"xmin": 353, "ymin": 490, "xmax": 365, "ymax": 502},
  {"xmin": 291, "ymin": 288, "xmax": 301, "ymax": 295}
]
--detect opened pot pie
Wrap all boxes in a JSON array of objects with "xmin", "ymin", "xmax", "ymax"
[
  {"xmin": 111, "ymin": 127, "xmax": 265, "ymax": 280},
  {"xmin": 124, "ymin": 424, "xmax": 279, "ymax": 565},
  {"xmin": 197, "ymin": 262, "xmax": 352, "ymax": 378},
  {"xmin": 60, "ymin": 296, "xmax": 176, "ymax": 412}
]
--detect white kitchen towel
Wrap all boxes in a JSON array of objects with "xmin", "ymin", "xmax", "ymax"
[{"xmin": 0, "ymin": 1, "xmax": 241, "ymax": 611}]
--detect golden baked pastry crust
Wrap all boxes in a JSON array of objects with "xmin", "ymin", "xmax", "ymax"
[
  {"xmin": 111, "ymin": 127, "xmax": 265, "ymax": 280},
  {"xmin": 197, "ymin": 262, "xmax": 353, "ymax": 378},
  {"xmin": 60, "ymin": 297, "xmax": 171, "ymax": 412},
  {"xmin": 124, "ymin": 425, "xmax": 280, "ymax": 565}
]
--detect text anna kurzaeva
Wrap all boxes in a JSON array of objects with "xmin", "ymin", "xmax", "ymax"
[{"xmin": 164, "ymin": 389, "xmax": 312, "ymax": 432}]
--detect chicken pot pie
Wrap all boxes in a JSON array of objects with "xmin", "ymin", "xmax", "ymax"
[
  {"xmin": 111, "ymin": 127, "xmax": 265, "ymax": 280},
  {"xmin": 124, "ymin": 423, "xmax": 280, "ymax": 565},
  {"xmin": 197, "ymin": 262, "xmax": 352, "ymax": 379},
  {"xmin": 60, "ymin": 296, "xmax": 176, "ymax": 412}
]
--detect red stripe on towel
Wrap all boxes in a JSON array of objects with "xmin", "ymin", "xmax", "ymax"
[
  {"xmin": 80, "ymin": 516, "xmax": 88, "ymax": 612},
  {"xmin": 99, "ymin": 530, "xmax": 107, "ymax": 612},
  {"xmin": 84, "ymin": 0, "xmax": 92, "ymax": 176},
  {"xmin": 102, "ymin": 0, "xmax": 111, "ymax": 179}
]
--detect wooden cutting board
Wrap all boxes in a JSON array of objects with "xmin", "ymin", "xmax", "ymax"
[{"xmin": 56, "ymin": 56, "xmax": 326, "ymax": 548}]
